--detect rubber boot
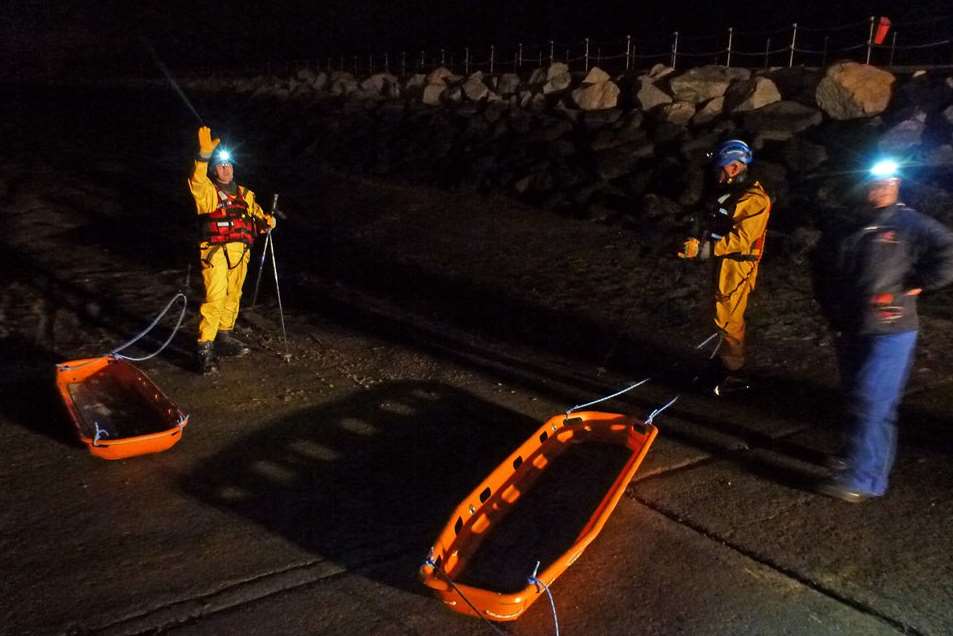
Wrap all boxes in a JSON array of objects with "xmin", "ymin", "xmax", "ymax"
[
  {"xmin": 195, "ymin": 340, "xmax": 219, "ymax": 375},
  {"xmin": 216, "ymin": 330, "xmax": 251, "ymax": 358}
]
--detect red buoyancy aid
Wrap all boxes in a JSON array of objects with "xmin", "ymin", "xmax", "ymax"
[{"xmin": 200, "ymin": 186, "xmax": 256, "ymax": 246}]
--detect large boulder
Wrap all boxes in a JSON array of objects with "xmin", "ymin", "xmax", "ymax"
[
  {"xmin": 583, "ymin": 66, "xmax": 611, "ymax": 84},
  {"xmin": 879, "ymin": 111, "xmax": 927, "ymax": 152},
  {"xmin": 426, "ymin": 66, "xmax": 461, "ymax": 85},
  {"xmin": 669, "ymin": 65, "xmax": 751, "ymax": 103},
  {"xmin": 498, "ymin": 73, "xmax": 522, "ymax": 96},
  {"xmin": 816, "ymin": 62, "xmax": 895, "ymax": 120},
  {"xmin": 572, "ymin": 80, "xmax": 620, "ymax": 111},
  {"xmin": 692, "ymin": 97, "xmax": 725, "ymax": 126},
  {"xmin": 742, "ymin": 100, "xmax": 823, "ymax": 134},
  {"xmin": 593, "ymin": 141, "xmax": 655, "ymax": 180},
  {"xmin": 634, "ymin": 79, "xmax": 673, "ymax": 110},
  {"xmin": 462, "ymin": 73, "xmax": 490, "ymax": 101},
  {"xmin": 543, "ymin": 66, "xmax": 572, "ymax": 94},
  {"xmin": 725, "ymin": 77, "xmax": 781, "ymax": 113},
  {"xmin": 361, "ymin": 73, "xmax": 400, "ymax": 97},
  {"xmin": 330, "ymin": 75, "xmax": 359, "ymax": 96},
  {"xmin": 422, "ymin": 83, "xmax": 445, "ymax": 105},
  {"xmin": 657, "ymin": 101, "xmax": 696, "ymax": 126}
]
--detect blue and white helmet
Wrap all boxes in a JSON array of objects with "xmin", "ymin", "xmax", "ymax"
[{"xmin": 712, "ymin": 139, "xmax": 753, "ymax": 167}]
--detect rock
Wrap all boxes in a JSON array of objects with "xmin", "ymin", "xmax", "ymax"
[
  {"xmin": 462, "ymin": 75, "xmax": 490, "ymax": 101},
  {"xmin": 547, "ymin": 63, "xmax": 570, "ymax": 81},
  {"xmin": 593, "ymin": 141, "xmax": 655, "ymax": 180},
  {"xmin": 816, "ymin": 62, "xmax": 895, "ymax": 120},
  {"xmin": 725, "ymin": 77, "xmax": 781, "ymax": 113},
  {"xmin": 427, "ymin": 66, "xmax": 460, "ymax": 85},
  {"xmin": 925, "ymin": 144, "xmax": 953, "ymax": 165},
  {"xmin": 498, "ymin": 73, "xmax": 521, "ymax": 96},
  {"xmin": 657, "ymin": 101, "xmax": 696, "ymax": 125},
  {"xmin": 766, "ymin": 66, "xmax": 822, "ymax": 105},
  {"xmin": 405, "ymin": 74, "xmax": 427, "ymax": 91},
  {"xmin": 779, "ymin": 137, "xmax": 828, "ymax": 174},
  {"xmin": 692, "ymin": 97, "xmax": 725, "ymax": 126},
  {"xmin": 583, "ymin": 66, "xmax": 611, "ymax": 84},
  {"xmin": 543, "ymin": 69, "xmax": 572, "ymax": 95},
  {"xmin": 445, "ymin": 85, "xmax": 464, "ymax": 104},
  {"xmin": 422, "ymin": 83, "xmax": 445, "ymax": 105},
  {"xmin": 311, "ymin": 72, "xmax": 329, "ymax": 91},
  {"xmin": 742, "ymin": 101, "xmax": 823, "ymax": 134},
  {"xmin": 361, "ymin": 73, "xmax": 400, "ymax": 97},
  {"xmin": 582, "ymin": 109, "xmax": 623, "ymax": 130},
  {"xmin": 944, "ymin": 105, "xmax": 953, "ymax": 127},
  {"xmin": 330, "ymin": 76, "xmax": 359, "ymax": 96},
  {"xmin": 645, "ymin": 64, "xmax": 675, "ymax": 81},
  {"xmin": 634, "ymin": 79, "xmax": 673, "ymax": 110},
  {"xmin": 572, "ymin": 80, "xmax": 620, "ymax": 111},
  {"xmin": 879, "ymin": 111, "xmax": 927, "ymax": 152},
  {"xmin": 669, "ymin": 65, "xmax": 751, "ymax": 103}
]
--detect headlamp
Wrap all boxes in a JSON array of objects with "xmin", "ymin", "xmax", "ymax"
[
  {"xmin": 213, "ymin": 149, "xmax": 232, "ymax": 165},
  {"xmin": 869, "ymin": 159, "xmax": 899, "ymax": 179}
]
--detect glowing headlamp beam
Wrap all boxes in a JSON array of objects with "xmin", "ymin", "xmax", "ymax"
[
  {"xmin": 870, "ymin": 159, "xmax": 899, "ymax": 178},
  {"xmin": 214, "ymin": 150, "xmax": 232, "ymax": 164}
]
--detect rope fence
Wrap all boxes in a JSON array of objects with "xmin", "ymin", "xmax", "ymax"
[{"xmin": 186, "ymin": 14, "xmax": 953, "ymax": 80}]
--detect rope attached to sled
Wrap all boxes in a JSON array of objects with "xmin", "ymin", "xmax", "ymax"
[
  {"xmin": 529, "ymin": 560, "xmax": 560, "ymax": 636},
  {"xmin": 110, "ymin": 292, "xmax": 188, "ymax": 362}
]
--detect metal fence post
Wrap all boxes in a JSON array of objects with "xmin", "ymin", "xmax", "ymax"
[
  {"xmin": 490, "ymin": 45, "xmax": 495, "ymax": 74},
  {"xmin": 584, "ymin": 37, "xmax": 590, "ymax": 70},
  {"xmin": 549, "ymin": 40, "xmax": 554, "ymax": 64},
  {"xmin": 726, "ymin": 27, "xmax": 734, "ymax": 67},
  {"xmin": 866, "ymin": 15, "xmax": 875, "ymax": 64},
  {"xmin": 369, "ymin": 54, "xmax": 374, "ymax": 74},
  {"xmin": 626, "ymin": 35, "xmax": 632, "ymax": 70},
  {"xmin": 889, "ymin": 32, "xmax": 897, "ymax": 67},
  {"xmin": 518, "ymin": 42, "xmax": 523, "ymax": 68},
  {"xmin": 401, "ymin": 51, "xmax": 406, "ymax": 75},
  {"xmin": 822, "ymin": 36, "xmax": 829, "ymax": 66},
  {"xmin": 384, "ymin": 52, "xmax": 389, "ymax": 73},
  {"xmin": 465, "ymin": 47, "xmax": 470, "ymax": 75},
  {"xmin": 789, "ymin": 23, "xmax": 798, "ymax": 67},
  {"xmin": 420, "ymin": 51, "xmax": 425, "ymax": 71},
  {"xmin": 353, "ymin": 56, "xmax": 358, "ymax": 73},
  {"xmin": 440, "ymin": 48, "xmax": 445, "ymax": 66},
  {"xmin": 764, "ymin": 38, "xmax": 771, "ymax": 69},
  {"xmin": 671, "ymin": 31, "xmax": 679, "ymax": 69}
]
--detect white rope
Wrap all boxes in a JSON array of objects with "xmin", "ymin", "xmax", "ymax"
[
  {"xmin": 528, "ymin": 561, "xmax": 560, "ymax": 636},
  {"xmin": 645, "ymin": 395, "xmax": 679, "ymax": 425},
  {"xmin": 566, "ymin": 377, "xmax": 650, "ymax": 415},
  {"xmin": 110, "ymin": 292, "xmax": 188, "ymax": 362}
]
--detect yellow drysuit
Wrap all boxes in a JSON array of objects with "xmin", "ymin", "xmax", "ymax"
[
  {"xmin": 189, "ymin": 160, "xmax": 269, "ymax": 343},
  {"xmin": 710, "ymin": 180, "xmax": 771, "ymax": 370}
]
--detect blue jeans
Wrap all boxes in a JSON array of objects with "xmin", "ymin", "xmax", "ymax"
[{"xmin": 837, "ymin": 330, "xmax": 918, "ymax": 496}]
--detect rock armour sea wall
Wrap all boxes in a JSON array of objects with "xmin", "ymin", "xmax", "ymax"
[{"xmin": 164, "ymin": 62, "xmax": 953, "ymax": 256}]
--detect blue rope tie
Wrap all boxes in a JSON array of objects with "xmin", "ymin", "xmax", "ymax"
[{"xmin": 528, "ymin": 561, "xmax": 560, "ymax": 636}]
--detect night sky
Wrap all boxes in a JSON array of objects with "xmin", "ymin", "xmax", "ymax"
[{"xmin": 2, "ymin": 0, "xmax": 951, "ymax": 79}]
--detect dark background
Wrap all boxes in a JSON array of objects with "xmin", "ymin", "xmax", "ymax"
[{"xmin": 3, "ymin": 0, "xmax": 952, "ymax": 79}]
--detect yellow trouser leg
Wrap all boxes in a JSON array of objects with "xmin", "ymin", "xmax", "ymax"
[
  {"xmin": 714, "ymin": 261, "xmax": 758, "ymax": 372},
  {"xmin": 198, "ymin": 243, "xmax": 250, "ymax": 343}
]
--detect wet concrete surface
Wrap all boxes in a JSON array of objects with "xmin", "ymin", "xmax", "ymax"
[{"xmin": 1, "ymin": 86, "xmax": 952, "ymax": 634}]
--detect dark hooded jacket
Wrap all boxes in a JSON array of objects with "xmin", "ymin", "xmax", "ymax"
[{"xmin": 813, "ymin": 202, "xmax": 953, "ymax": 335}]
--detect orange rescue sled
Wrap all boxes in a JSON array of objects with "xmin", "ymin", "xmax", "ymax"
[
  {"xmin": 55, "ymin": 356, "xmax": 189, "ymax": 460},
  {"xmin": 419, "ymin": 410, "xmax": 657, "ymax": 621}
]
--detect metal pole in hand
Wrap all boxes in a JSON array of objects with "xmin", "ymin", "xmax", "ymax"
[
  {"xmin": 268, "ymin": 230, "xmax": 290, "ymax": 362},
  {"xmin": 250, "ymin": 193, "xmax": 279, "ymax": 308}
]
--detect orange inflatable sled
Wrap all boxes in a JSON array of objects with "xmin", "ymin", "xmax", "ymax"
[
  {"xmin": 55, "ymin": 356, "xmax": 189, "ymax": 460},
  {"xmin": 419, "ymin": 410, "xmax": 657, "ymax": 621}
]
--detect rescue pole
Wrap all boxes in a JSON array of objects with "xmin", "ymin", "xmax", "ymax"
[{"xmin": 250, "ymin": 194, "xmax": 291, "ymax": 362}]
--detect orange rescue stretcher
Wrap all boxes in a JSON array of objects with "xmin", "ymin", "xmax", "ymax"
[
  {"xmin": 419, "ymin": 410, "xmax": 658, "ymax": 621},
  {"xmin": 55, "ymin": 355, "xmax": 189, "ymax": 460}
]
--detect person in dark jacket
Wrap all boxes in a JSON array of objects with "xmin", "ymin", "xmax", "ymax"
[{"xmin": 813, "ymin": 159, "xmax": 953, "ymax": 502}]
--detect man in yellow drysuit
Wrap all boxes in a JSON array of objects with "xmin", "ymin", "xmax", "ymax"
[
  {"xmin": 678, "ymin": 139, "xmax": 771, "ymax": 396},
  {"xmin": 189, "ymin": 126, "xmax": 276, "ymax": 374}
]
